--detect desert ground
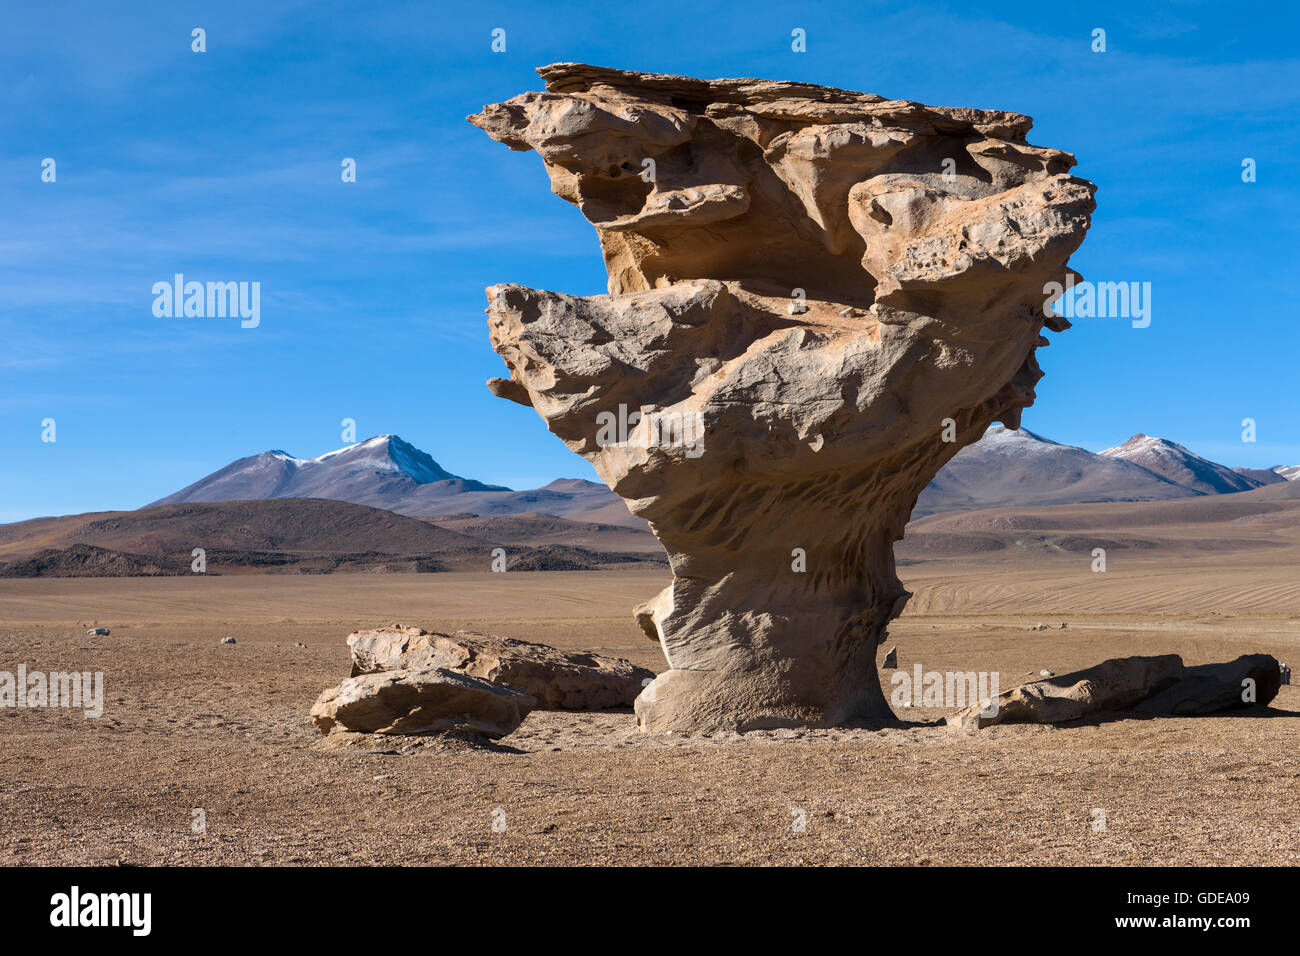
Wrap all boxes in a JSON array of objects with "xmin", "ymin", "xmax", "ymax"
[{"xmin": 3, "ymin": 512, "xmax": 1298, "ymax": 866}]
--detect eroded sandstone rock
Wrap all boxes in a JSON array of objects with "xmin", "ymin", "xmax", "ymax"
[
  {"xmin": 310, "ymin": 667, "xmax": 536, "ymax": 737},
  {"xmin": 948, "ymin": 654, "xmax": 1284, "ymax": 729},
  {"xmin": 1134, "ymin": 654, "xmax": 1282, "ymax": 717},
  {"xmin": 946, "ymin": 655, "xmax": 1185, "ymax": 730},
  {"xmin": 471, "ymin": 65, "xmax": 1096, "ymax": 732},
  {"xmin": 347, "ymin": 624, "xmax": 654, "ymax": 710}
]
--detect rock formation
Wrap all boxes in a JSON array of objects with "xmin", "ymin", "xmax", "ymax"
[
  {"xmin": 947, "ymin": 655, "xmax": 1185, "ymax": 730},
  {"xmin": 1134, "ymin": 655, "xmax": 1283, "ymax": 717},
  {"xmin": 346, "ymin": 625, "xmax": 654, "ymax": 710},
  {"xmin": 310, "ymin": 668, "xmax": 536, "ymax": 738},
  {"xmin": 947, "ymin": 654, "xmax": 1284, "ymax": 730},
  {"xmin": 471, "ymin": 64, "xmax": 1096, "ymax": 732}
]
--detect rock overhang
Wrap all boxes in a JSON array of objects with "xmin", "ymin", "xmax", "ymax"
[{"xmin": 471, "ymin": 64, "xmax": 1096, "ymax": 733}]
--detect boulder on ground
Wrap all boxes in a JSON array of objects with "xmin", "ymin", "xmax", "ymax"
[
  {"xmin": 947, "ymin": 655, "xmax": 1185, "ymax": 730},
  {"xmin": 881, "ymin": 646, "xmax": 898, "ymax": 669},
  {"xmin": 1134, "ymin": 654, "xmax": 1282, "ymax": 716},
  {"xmin": 346, "ymin": 624, "xmax": 654, "ymax": 710},
  {"xmin": 310, "ymin": 667, "xmax": 536, "ymax": 737}
]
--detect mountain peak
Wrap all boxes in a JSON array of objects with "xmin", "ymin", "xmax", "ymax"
[
  {"xmin": 1101, "ymin": 433, "xmax": 1174, "ymax": 456},
  {"xmin": 143, "ymin": 434, "xmax": 642, "ymax": 524},
  {"xmin": 303, "ymin": 434, "xmax": 455, "ymax": 484},
  {"xmin": 1099, "ymin": 434, "xmax": 1261, "ymax": 495},
  {"xmin": 982, "ymin": 424, "xmax": 1060, "ymax": 447},
  {"xmin": 147, "ymin": 433, "xmax": 467, "ymax": 509}
]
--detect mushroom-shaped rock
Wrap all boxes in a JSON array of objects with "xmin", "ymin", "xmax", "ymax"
[{"xmin": 471, "ymin": 64, "xmax": 1096, "ymax": 733}]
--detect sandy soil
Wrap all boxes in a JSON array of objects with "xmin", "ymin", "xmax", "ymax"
[{"xmin": 2, "ymin": 558, "xmax": 1298, "ymax": 866}]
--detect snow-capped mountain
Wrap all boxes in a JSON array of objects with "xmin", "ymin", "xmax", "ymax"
[
  {"xmin": 148, "ymin": 435, "xmax": 497, "ymax": 508},
  {"xmin": 148, "ymin": 435, "xmax": 644, "ymax": 527},
  {"xmin": 1231, "ymin": 465, "xmax": 1293, "ymax": 486},
  {"xmin": 915, "ymin": 425, "xmax": 1198, "ymax": 516},
  {"xmin": 1099, "ymin": 434, "xmax": 1263, "ymax": 495},
  {"xmin": 148, "ymin": 429, "xmax": 1297, "ymax": 527}
]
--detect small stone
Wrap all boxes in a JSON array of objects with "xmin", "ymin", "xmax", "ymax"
[
  {"xmin": 1039, "ymin": 669, "xmax": 1054, "ymax": 677},
  {"xmin": 881, "ymin": 645, "xmax": 898, "ymax": 669},
  {"xmin": 220, "ymin": 636, "xmax": 236, "ymax": 645},
  {"xmin": 87, "ymin": 627, "xmax": 110, "ymax": 636}
]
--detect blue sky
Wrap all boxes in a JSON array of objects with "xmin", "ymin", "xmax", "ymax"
[{"xmin": 2, "ymin": 0, "xmax": 1297, "ymax": 522}]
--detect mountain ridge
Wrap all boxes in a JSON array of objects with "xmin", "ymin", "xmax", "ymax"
[
  {"xmin": 144, "ymin": 428, "xmax": 1299, "ymax": 527},
  {"xmin": 148, "ymin": 434, "xmax": 646, "ymax": 528},
  {"xmin": 1099, "ymin": 433, "xmax": 1261, "ymax": 495}
]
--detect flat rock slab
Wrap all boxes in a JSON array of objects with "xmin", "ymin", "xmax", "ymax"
[
  {"xmin": 947, "ymin": 655, "xmax": 1185, "ymax": 730},
  {"xmin": 310, "ymin": 667, "xmax": 536, "ymax": 738},
  {"xmin": 1134, "ymin": 654, "xmax": 1282, "ymax": 716},
  {"xmin": 347, "ymin": 625, "xmax": 654, "ymax": 710}
]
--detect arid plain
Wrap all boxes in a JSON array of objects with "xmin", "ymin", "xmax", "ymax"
[{"xmin": 3, "ymin": 485, "xmax": 1298, "ymax": 866}]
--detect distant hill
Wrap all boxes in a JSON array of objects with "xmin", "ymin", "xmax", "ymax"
[
  {"xmin": 1239, "ymin": 476, "xmax": 1300, "ymax": 501},
  {"xmin": 430, "ymin": 511, "xmax": 660, "ymax": 552},
  {"xmin": 14, "ymin": 429, "xmax": 1296, "ymax": 570},
  {"xmin": 0, "ymin": 543, "xmax": 182, "ymax": 578},
  {"xmin": 1233, "ymin": 466, "xmax": 1291, "ymax": 486},
  {"xmin": 6, "ymin": 422, "xmax": 1296, "ymax": 576},
  {"xmin": 914, "ymin": 426, "xmax": 1198, "ymax": 516},
  {"xmin": 901, "ymin": 473, "xmax": 1300, "ymax": 561},
  {"xmin": 0, "ymin": 498, "xmax": 480, "ymax": 558},
  {"xmin": 1099, "ymin": 434, "xmax": 1262, "ymax": 495},
  {"xmin": 409, "ymin": 477, "xmax": 641, "ymax": 526},
  {"xmin": 148, "ymin": 435, "xmax": 506, "ymax": 508},
  {"xmin": 149, "ymin": 434, "xmax": 645, "ymax": 528},
  {"xmin": 0, "ymin": 499, "xmax": 666, "ymax": 577}
]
